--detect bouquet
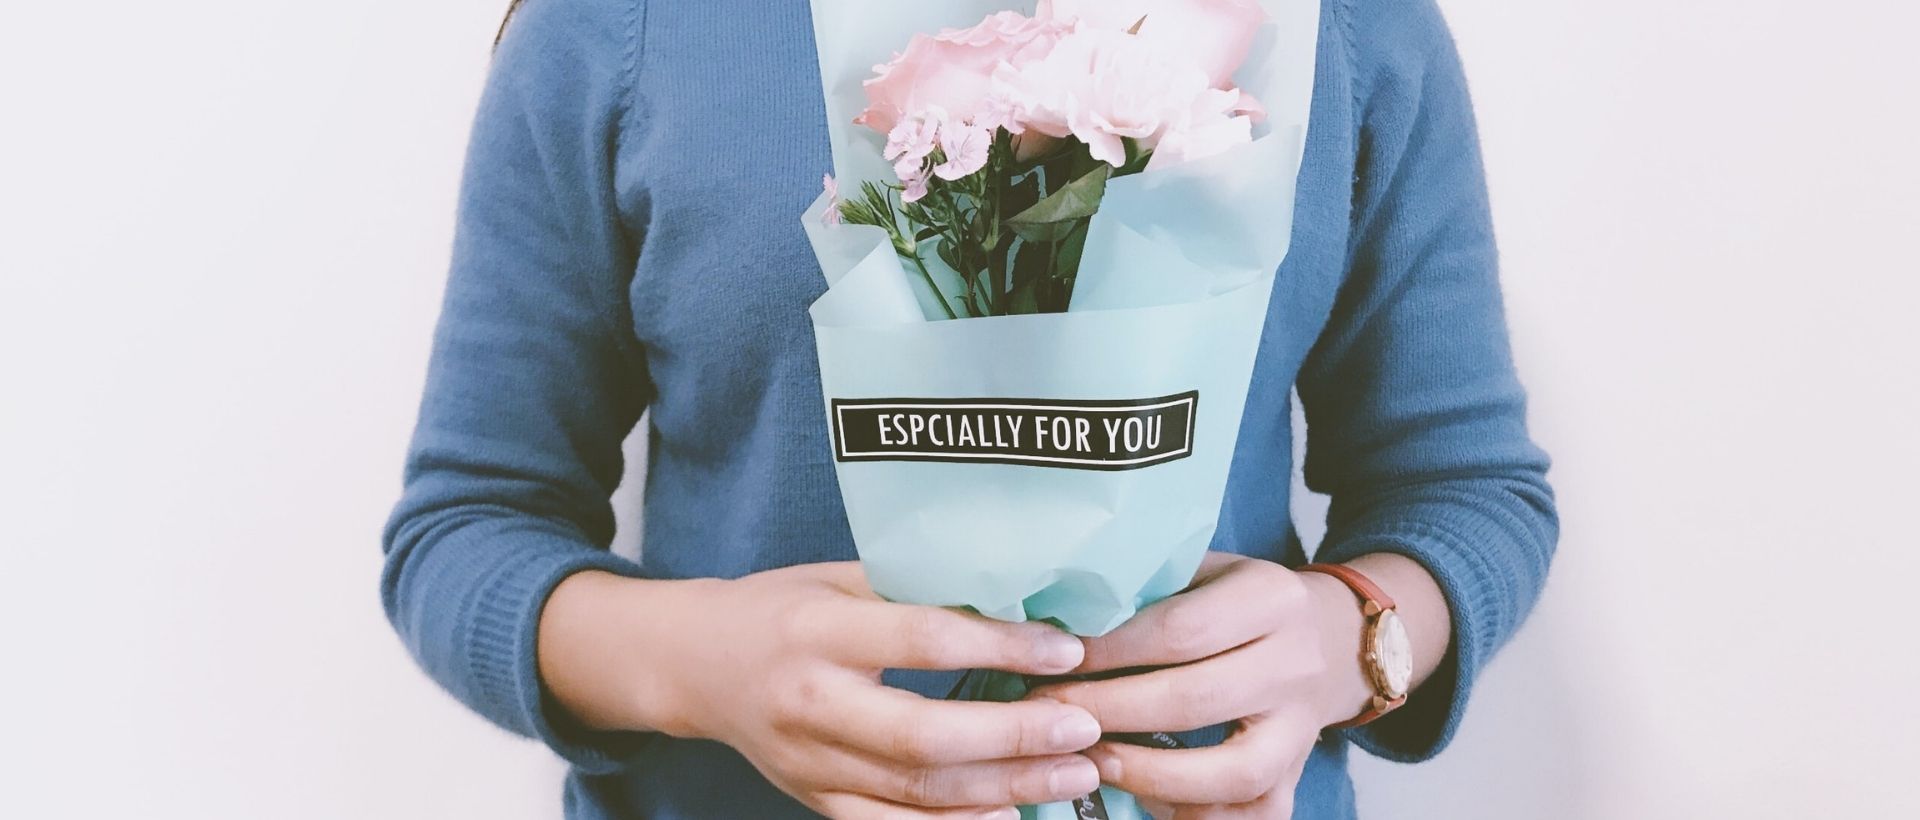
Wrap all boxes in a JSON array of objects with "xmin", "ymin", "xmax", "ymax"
[{"xmin": 804, "ymin": 1, "xmax": 1320, "ymax": 817}]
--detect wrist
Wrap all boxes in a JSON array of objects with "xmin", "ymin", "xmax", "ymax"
[
  {"xmin": 1299, "ymin": 568, "xmax": 1378, "ymax": 727},
  {"xmin": 537, "ymin": 570, "xmax": 710, "ymax": 737}
]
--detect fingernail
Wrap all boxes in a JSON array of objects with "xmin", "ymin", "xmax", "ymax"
[
  {"xmin": 1050, "ymin": 711, "xmax": 1102, "ymax": 749},
  {"xmin": 1049, "ymin": 758, "xmax": 1101, "ymax": 797},
  {"xmin": 982, "ymin": 809, "xmax": 1019, "ymax": 820},
  {"xmin": 1035, "ymin": 631, "xmax": 1083, "ymax": 671}
]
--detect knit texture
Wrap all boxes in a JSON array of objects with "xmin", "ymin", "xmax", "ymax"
[{"xmin": 381, "ymin": 0, "xmax": 1557, "ymax": 817}]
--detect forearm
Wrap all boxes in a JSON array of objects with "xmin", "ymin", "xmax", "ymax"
[{"xmin": 1302, "ymin": 471, "xmax": 1556, "ymax": 760}]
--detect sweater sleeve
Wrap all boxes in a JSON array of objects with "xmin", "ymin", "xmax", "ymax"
[
  {"xmin": 380, "ymin": 0, "xmax": 657, "ymax": 774},
  {"xmin": 1299, "ymin": 0, "xmax": 1559, "ymax": 761}
]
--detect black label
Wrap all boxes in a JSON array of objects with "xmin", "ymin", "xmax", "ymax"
[
  {"xmin": 1067, "ymin": 733, "xmax": 1186, "ymax": 817},
  {"xmin": 830, "ymin": 392, "xmax": 1198, "ymax": 471},
  {"xmin": 1073, "ymin": 789, "xmax": 1109, "ymax": 819}
]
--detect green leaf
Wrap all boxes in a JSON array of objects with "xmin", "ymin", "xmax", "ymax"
[
  {"xmin": 1008, "ymin": 279, "xmax": 1041, "ymax": 315},
  {"xmin": 1116, "ymin": 138, "xmax": 1153, "ymax": 177},
  {"xmin": 936, "ymin": 239, "xmax": 963, "ymax": 276},
  {"xmin": 1005, "ymin": 165, "xmax": 1110, "ymax": 243},
  {"xmin": 904, "ymin": 199, "xmax": 938, "ymax": 228}
]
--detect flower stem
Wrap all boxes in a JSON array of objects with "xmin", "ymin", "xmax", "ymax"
[
  {"xmin": 884, "ymin": 189, "xmax": 960, "ymax": 320},
  {"xmin": 907, "ymin": 250, "xmax": 959, "ymax": 321}
]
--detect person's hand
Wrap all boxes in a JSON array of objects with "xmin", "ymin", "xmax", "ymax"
[
  {"xmin": 538, "ymin": 563, "xmax": 1105, "ymax": 820},
  {"xmin": 1027, "ymin": 553, "xmax": 1378, "ymax": 819}
]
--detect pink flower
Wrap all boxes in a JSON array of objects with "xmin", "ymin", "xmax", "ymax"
[
  {"xmin": 859, "ymin": 2, "xmax": 1265, "ymax": 182},
  {"xmin": 879, "ymin": 106, "xmax": 993, "ymax": 192},
  {"xmin": 884, "ymin": 114, "xmax": 942, "ymax": 180},
  {"xmin": 934, "ymin": 122, "xmax": 992, "ymax": 180},
  {"xmin": 1037, "ymin": 0, "xmax": 1267, "ymax": 89},
  {"xmin": 994, "ymin": 27, "xmax": 1255, "ymax": 168},
  {"xmin": 901, "ymin": 168, "xmax": 931, "ymax": 204},
  {"xmin": 856, "ymin": 11, "xmax": 1069, "ymax": 137},
  {"xmin": 821, "ymin": 174, "xmax": 841, "ymax": 226},
  {"xmin": 937, "ymin": 10, "xmax": 1069, "ymax": 56},
  {"xmin": 1150, "ymin": 89, "xmax": 1256, "ymax": 169}
]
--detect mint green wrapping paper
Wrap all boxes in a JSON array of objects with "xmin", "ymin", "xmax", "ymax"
[{"xmin": 804, "ymin": 2, "xmax": 1320, "ymax": 816}]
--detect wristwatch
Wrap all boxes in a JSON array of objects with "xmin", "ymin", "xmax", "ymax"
[{"xmin": 1298, "ymin": 563, "xmax": 1413, "ymax": 729}]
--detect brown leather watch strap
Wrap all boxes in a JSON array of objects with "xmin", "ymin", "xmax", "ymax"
[
  {"xmin": 1298, "ymin": 563, "xmax": 1407, "ymax": 729},
  {"xmin": 1297, "ymin": 562, "xmax": 1396, "ymax": 613},
  {"xmin": 1325, "ymin": 695, "xmax": 1406, "ymax": 730}
]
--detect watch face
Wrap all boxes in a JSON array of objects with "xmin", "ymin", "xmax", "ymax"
[{"xmin": 1371, "ymin": 609, "xmax": 1414, "ymax": 698}]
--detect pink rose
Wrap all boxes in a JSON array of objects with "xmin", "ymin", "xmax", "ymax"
[
  {"xmin": 1037, "ymin": 0, "xmax": 1267, "ymax": 89},
  {"xmin": 856, "ymin": 11, "xmax": 1069, "ymax": 137}
]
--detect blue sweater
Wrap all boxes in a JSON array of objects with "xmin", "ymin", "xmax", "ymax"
[{"xmin": 382, "ymin": 0, "xmax": 1557, "ymax": 817}]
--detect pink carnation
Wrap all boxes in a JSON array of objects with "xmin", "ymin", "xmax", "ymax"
[
  {"xmin": 933, "ymin": 122, "xmax": 993, "ymax": 181},
  {"xmin": 993, "ymin": 27, "xmax": 1258, "ymax": 168},
  {"xmin": 1150, "ymin": 88, "xmax": 1257, "ymax": 170},
  {"xmin": 860, "ymin": 2, "xmax": 1267, "ymax": 182},
  {"xmin": 1037, "ymin": 0, "xmax": 1268, "ymax": 89},
  {"xmin": 821, "ymin": 174, "xmax": 841, "ymax": 226},
  {"xmin": 901, "ymin": 168, "xmax": 932, "ymax": 204},
  {"xmin": 884, "ymin": 114, "xmax": 942, "ymax": 181}
]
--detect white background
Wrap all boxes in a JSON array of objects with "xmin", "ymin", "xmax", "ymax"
[{"xmin": 2, "ymin": 1, "xmax": 1916, "ymax": 818}]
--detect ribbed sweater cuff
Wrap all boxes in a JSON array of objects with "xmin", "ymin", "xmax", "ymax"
[
  {"xmin": 464, "ymin": 533, "xmax": 654, "ymax": 774},
  {"xmin": 1315, "ymin": 499, "xmax": 1531, "ymax": 762}
]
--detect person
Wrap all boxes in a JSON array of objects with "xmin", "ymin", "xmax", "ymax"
[{"xmin": 381, "ymin": 0, "xmax": 1558, "ymax": 817}]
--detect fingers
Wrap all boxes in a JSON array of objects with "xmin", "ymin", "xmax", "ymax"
[
  {"xmin": 1036, "ymin": 638, "xmax": 1281, "ymax": 733},
  {"xmin": 797, "ymin": 743, "xmax": 1101, "ymax": 809},
  {"xmin": 812, "ymin": 792, "xmax": 1018, "ymax": 820},
  {"xmin": 805, "ymin": 561, "xmax": 882, "ymax": 598},
  {"xmin": 801, "ymin": 680, "xmax": 1104, "ymax": 764},
  {"xmin": 1080, "ymin": 713, "xmax": 1306, "ymax": 807},
  {"xmin": 880, "ymin": 755, "xmax": 1098, "ymax": 809},
  {"xmin": 1075, "ymin": 555, "xmax": 1295, "ymax": 674},
  {"xmin": 1172, "ymin": 787, "xmax": 1297, "ymax": 820},
  {"xmin": 1139, "ymin": 798, "xmax": 1178, "ymax": 820},
  {"xmin": 815, "ymin": 599, "xmax": 1086, "ymax": 675}
]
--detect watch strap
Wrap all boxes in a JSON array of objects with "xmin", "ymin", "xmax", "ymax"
[
  {"xmin": 1326, "ymin": 694, "xmax": 1408, "ymax": 730},
  {"xmin": 1297, "ymin": 562, "xmax": 1397, "ymax": 613},
  {"xmin": 1298, "ymin": 563, "xmax": 1405, "ymax": 729}
]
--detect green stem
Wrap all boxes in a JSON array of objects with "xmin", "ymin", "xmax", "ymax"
[
  {"xmin": 934, "ymin": 184, "xmax": 993, "ymax": 318},
  {"xmin": 889, "ymin": 188, "xmax": 960, "ymax": 321},
  {"xmin": 908, "ymin": 251, "xmax": 959, "ymax": 321}
]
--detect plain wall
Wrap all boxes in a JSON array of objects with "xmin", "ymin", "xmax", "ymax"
[{"xmin": 2, "ymin": 1, "xmax": 1914, "ymax": 817}]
